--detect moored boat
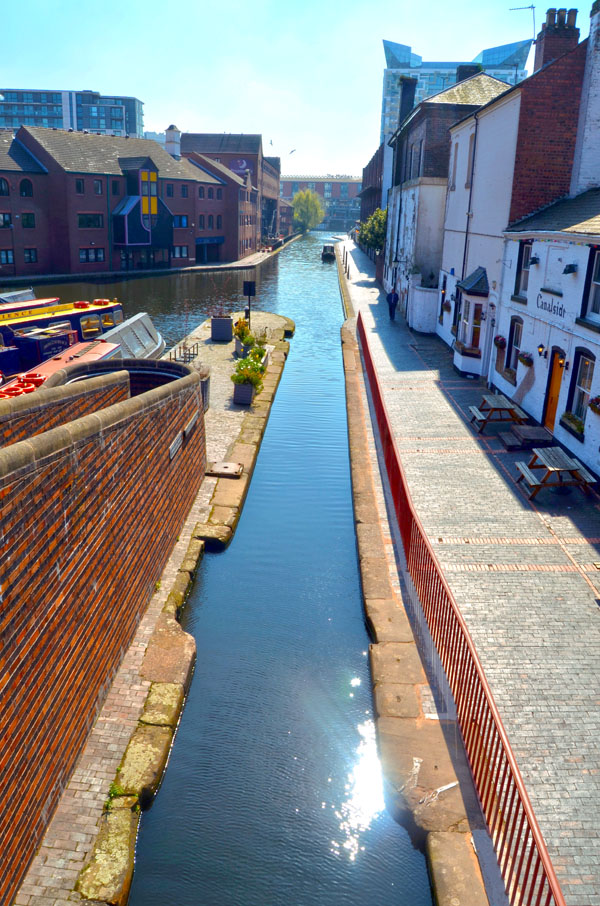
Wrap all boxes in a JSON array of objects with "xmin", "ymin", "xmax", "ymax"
[
  {"xmin": 321, "ymin": 244, "xmax": 335, "ymax": 261},
  {"xmin": 0, "ymin": 338, "xmax": 121, "ymax": 398}
]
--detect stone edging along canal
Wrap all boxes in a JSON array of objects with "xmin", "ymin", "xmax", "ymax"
[
  {"xmin": 337, "ymin": 248, "xmax": 492, "ymax": 906},
  {"xmin": 72, "ymin": 316, "xmax": 294, "ymax": 905}
]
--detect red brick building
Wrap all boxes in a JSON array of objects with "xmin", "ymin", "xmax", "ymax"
[
  {"xmin": 180, "ymin": 133, "xmax": 280, "ymax": 242},
  {"xmin": 0, "ymin": 126, "xmax": 258, "ymax": 279},
  {"xmin": 279, "ymin": 176, "xmax": 361, "ymax": 231},
  {"xmin": 359, "ymin": 144, "xmax": 384, "ymax": 223}
]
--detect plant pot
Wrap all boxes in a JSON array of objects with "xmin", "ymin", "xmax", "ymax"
[
  {"xmin": 211, "ymin": 316, "xmax": 233, "ymax": 342},
  {"xmin": 233, "ymin": 382, "xmax": 255, "ymax": 405},
  {"xmin": 235, "ymin": 337, "xmax": 254, "ymax": 358}
]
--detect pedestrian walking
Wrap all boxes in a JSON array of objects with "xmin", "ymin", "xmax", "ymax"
[{"xmin": 386, "ymin": 290, "xmax": 399, "ymax": 321}]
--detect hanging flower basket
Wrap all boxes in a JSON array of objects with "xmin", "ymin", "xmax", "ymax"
[
  {"xmin": 518, "ymin": 352, "xmax": 533, "ymax": 367},
  {"xmin": 494, "ymin": 335, "xmax": 507, "ymax": 349},
  {"xmin": 442, "ymin": 300, "xmax": 451, "ymax": 312},
  {"xmin": 588, "ymin": 396, "xmax": 600, "ymax": 415}
]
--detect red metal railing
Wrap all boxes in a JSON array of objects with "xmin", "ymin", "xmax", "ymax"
[{"xmin": 357, "ymin": 311, "xmax": 566, "ymax": 906}]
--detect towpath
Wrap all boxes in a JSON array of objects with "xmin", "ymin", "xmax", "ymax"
[{"xmin": 341, "ymin": 240, "xmax": 600, "ymax": 906}]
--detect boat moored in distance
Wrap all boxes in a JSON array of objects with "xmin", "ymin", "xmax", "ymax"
[{"xmin": 321, "ymin": 244, "xmax": 335, "ymax": 261}]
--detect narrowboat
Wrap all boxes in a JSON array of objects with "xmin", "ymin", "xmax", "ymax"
[
  {"xmin": 321, "ymin": 244, "xmax": 335, "ymax": 261},
  {"xmin": 0, "ymin": 338, "xmax": 121, "ymax": 398}
]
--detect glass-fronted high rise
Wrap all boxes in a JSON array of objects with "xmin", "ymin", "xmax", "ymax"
[
  {"xmin": 0, "ymin": 89, "xmax": 143, "ymax": 137},
  {"xmin": 380, "ymin": 39, "xmax": 532, "ymax": 142}
]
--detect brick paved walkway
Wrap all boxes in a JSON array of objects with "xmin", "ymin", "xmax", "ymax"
[{"xmin": 342, "ymin": 241, "xmax": 600, "ymax": 906}]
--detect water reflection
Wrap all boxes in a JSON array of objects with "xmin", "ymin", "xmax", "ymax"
[{"xmin": 330, "ymin": 719, "xmax": 385, "ymax": 862}]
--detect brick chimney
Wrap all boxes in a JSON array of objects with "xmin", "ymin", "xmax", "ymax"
[
  {"xmin": 571, "ymin": 1, "xmax": 600, "ymax": 194},
  {"xmin": 456, "ymin": 64, "xmax": 483, "ymax": 83},
  {"xmin": 534, "ymin": 7, "xmax": 580, "ymax": 71}
]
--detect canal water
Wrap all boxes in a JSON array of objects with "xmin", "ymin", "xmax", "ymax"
[{"xmin": 39, "ymin": 235, "xmax": 432, "ymax": 905}]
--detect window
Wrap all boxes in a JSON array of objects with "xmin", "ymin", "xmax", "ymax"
[
  {"xmin": 208, "ymin": 188, "xmax": 213, "ymax": 199},
  {"xmin": 93, "ymin": 179, "xmax": 103, "ymax": 195},
  {"xmin": 181, "ymin": 185, "xmax": 188, "ymax": 198},
  {"xmin": 0, "ymin": 213, "xmax": 12, "ymax": 228},
  {"xmin": 79, "ymin": 248, "xmax": 105, "ymax": 262},
  {"xmin": 78, "ymin": 213, "xmax": 104, "ymax": 228},
  {"xmin": 584, "ymin": 248, "xmax": 600, "ymax": 319},
  {"xmin": 166, "ymin": 184, "xmax": 174, "ymax": 197},
  {"xmin": 172, "ymin": 246, "xmax": 189, "ymax": 258},
  {"xmin": 570, "ymin": 351, "xmax": 595, "ymax": 421},
  {"xmin": 506, "ymin": 316, "xmax": 523, "ymax": 371},
  {"xmin": 24, "ymin": 248, "xmax": 37, "ymax": 263},
  {"xmin": 216, "ymin": 214, "xmax": 222, "ymax": 229},
  {"xmin": 198, "ymin": 186, "xmax": 204, "ymax": 199},
  {"xmin": 0, "ymin": 249, "xmax": 14, "ymax": 264},
  {"xmin": 198, "ymin": 215, "xmax": 204, "ymax": 229},
  {"xmin": 75, "ymin": 178, "xmax": 85, "ymax": 194},
  {"xmin": 465, "ymin": 133, "xmax": 476, "ymax": 189},
  {"xmin": 19, "ymin": 179, "xmax": 33, "ymax": 197},
  {"xmin": 514, "ymin": 241, "xmax": 532, "ymax": 296},
  {"xmin": 208, "ymin": 215, "xmax": 214, "ymax": 229},
  {"xmin": 112, "ymin": 180, "xmax": 120, "ymax": 195},
  {"xmin": 0, "ymin": 178, "xmax": 9, "ymax": 196},
  {"xmin": 216, "ymin": 188, "xmax": 222, "ymax": 200},
  {"xmin": 21, "ymin": 213, "xmax": 35, "ymax": 228},
  {"xmin": 173, "ymin": 215, "xmax": 188, "ymax": 228}
]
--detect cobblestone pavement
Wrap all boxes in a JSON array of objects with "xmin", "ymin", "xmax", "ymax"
[
  {"xmin": 342, "ymin": 242, "xmax": 600, "ymax": 906},
  {"xmin": 14, "ymin": 312, "xmax": 287, "ymax": 906}
]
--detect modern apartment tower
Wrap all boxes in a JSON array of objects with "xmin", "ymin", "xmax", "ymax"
[
  {"xmin": 380, "ymin": 38, "xmax": 533, "ymax": 142},
  {"xmin": 0, "ymin": 89, "xmax": 143, "ymax": 137}
]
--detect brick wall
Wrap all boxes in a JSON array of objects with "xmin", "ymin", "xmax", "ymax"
[
  {"xmin": 0, "ymin": 367, "xmax": 206, "ymax": 905},
  {"xmin": 0, "ymin": 371, "xmax": 129, "ymax": 447},
  {"xmin": 509, "ymin": 41, "xmax": 587, "ymax": 224}
]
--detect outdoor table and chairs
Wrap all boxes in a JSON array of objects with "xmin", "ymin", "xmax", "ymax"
[
  {"xmin": 515, "ymin": 446, "xmax": 596, "ymax": 499},
  {"xmin": 469, "ymin": 393, "xmax": 527, "ymax": 434}
]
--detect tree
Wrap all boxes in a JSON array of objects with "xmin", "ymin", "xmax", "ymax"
[
  {"xmin": 292, "ymin": 189, "xmax": 325, "ymax": 232},
  {"xmin": 358, "ymin": 208, "xmax": 387, "ymax": 253}
]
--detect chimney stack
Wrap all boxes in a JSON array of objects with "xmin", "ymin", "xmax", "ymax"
[
  {"xmin": 165, "ymin": 124, "xmax": 181, "ymax": 160},
  {"xmin": 534, "ymin": 7, "xmax": 579, "ymax": 71},
  {"xmin": 570, "ymin": 2, "xmax": 600, "ymax": 195}
]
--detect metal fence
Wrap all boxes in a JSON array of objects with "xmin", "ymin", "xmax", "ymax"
[{"xmin": 356, "ymin": 311, "xmax": 566, "ymax": 906}]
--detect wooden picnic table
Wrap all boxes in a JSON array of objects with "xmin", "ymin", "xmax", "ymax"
[
  {"xmin": 469, "ymin": 393, "xmax": 527, "ymax": 434},
  {"xmin": 515, "ymin": 446, "xmax": 596, "ymax": 499}
]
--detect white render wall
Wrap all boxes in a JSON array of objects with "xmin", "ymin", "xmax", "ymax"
[
  {"xmin": 571, "ymin": 5, "xmax": 600, "ymax": 195},
  {"xmin": 494, "ymin": 235, "xmax": 600, "ymax": 472}
]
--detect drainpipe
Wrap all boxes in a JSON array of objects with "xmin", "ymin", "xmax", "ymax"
[{"xmin": 457, "ymin": 112, "xmax": 479, "ymax": 344}]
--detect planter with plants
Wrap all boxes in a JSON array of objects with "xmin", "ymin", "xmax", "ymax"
[
  {"xmin": 518, "ymin": 351, "xmax": 533, "ymax": 367},
  {"xmin": 560, "ymin": 411, "xmax": 585, "ymax": 440},
  {"xmin": 589, "ymin": 396, "xmax": 600, "ymax": 415},
  {"xmin": 210, "ymin": 309, "xmax": 233, "ymax": 342},
  {"xmin": 231, "ymin": 346, "xmax": 266, "ymax": 405},
  {"xmin": 494, "ymin": 335, "xmax": 507, "ymax": 349},
  {"xmin": 442, "ymin": 300, "xmax": 451, "ymax": 313},
  {"xmin": 233, "ymin": 318, "xmax": 255, "ymax": 357}
]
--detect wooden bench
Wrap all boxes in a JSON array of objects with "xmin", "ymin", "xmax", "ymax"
[
  {"xmin": 570, "ymin": 458, "xmax": 596, "ymax": 485},
  {"xmin": 469, "ymin": 406, "xmax": 486, "ymax": 428},
  {"xmin": 515, "ymin": 461, "xmax": 542, "ymax": 496},
  {"xmin": 512, "ymin": 405, "xmax": 527, "ymax": 422}
]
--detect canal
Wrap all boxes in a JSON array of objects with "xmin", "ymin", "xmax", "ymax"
[{"xmin": 38, "ymin": 235, "xmax": 433, "ymax": 905}]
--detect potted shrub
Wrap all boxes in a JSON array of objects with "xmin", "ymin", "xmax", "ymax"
[
  {"xmin": 231, "ymin": 346, "xmax": 266, "ymax": 405},
  {"xmin": 233, "ymin": 318, "xmax": 255, "ymax": 357},
  {"xmin": 494, "ymin": 335, "xmax": 506, "ymax": 349},
  {"xmin": 442, "ymin": 300, "xmax": 451, "ymax": 313},
  {"xmin": 210, "ymin": 308, "xmax": 233, "ymax": 342},
  {"xmin": 518, "ymin": 351, "xmax": 533, "ymax": 367},
  {"xmin": 589, "ymin": 396, "xmax": 600, "ymax": 415}
]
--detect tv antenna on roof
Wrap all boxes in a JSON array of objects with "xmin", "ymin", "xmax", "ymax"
[{"xmin": 509, "ymin": 5, "xmax": 536, "ymax": 40}]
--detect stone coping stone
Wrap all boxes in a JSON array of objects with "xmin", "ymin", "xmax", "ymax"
[
  {"xmin": 141, "ymin": 613, "xmax": 196, "ymax": 689},
  {"xmin": 427, "ymin": 832, "xmax": 489, "ymax": 906},
  {"xmin": 118, "ymin": 724, "xmax": 173, "ymax": 806},
  {"xmin": 370, "ymin": 641, "xmax": 428, "ymax": 685},
  {"xmin": 365, "ymin": 598, "xmax": 415, "ymax": 643},
  {"xmin": 140, "ymin": 683, "xmax": 185, "ymax": 728},
  {"xmin": 206, "ymin": 461, "xmax": 244, "ymax": 478},
  {"xmin": 76, "ymin": 806, "xmax": 139, "ymax": 906},
  {"xmin": 193, "ymin": 521, "xmax": 233, "ymax": 550}
]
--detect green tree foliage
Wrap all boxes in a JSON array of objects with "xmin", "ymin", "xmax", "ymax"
[
  {"xmin": 358, "ymin": 208, "xmax": 387, "ymax": 252},
  {"xmin": 292, "ymin": 189, "xmax": 325, "ymax": 232}
]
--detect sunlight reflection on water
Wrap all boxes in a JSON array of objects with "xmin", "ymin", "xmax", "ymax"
[{"xmin": 330, "ymin": 719, "xmax": 385, "ymax": 862}]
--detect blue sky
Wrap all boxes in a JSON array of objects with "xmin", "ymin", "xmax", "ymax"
[{"xmin": 2, "ymin": 0, "xmax": 590, "ymax": 177}]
